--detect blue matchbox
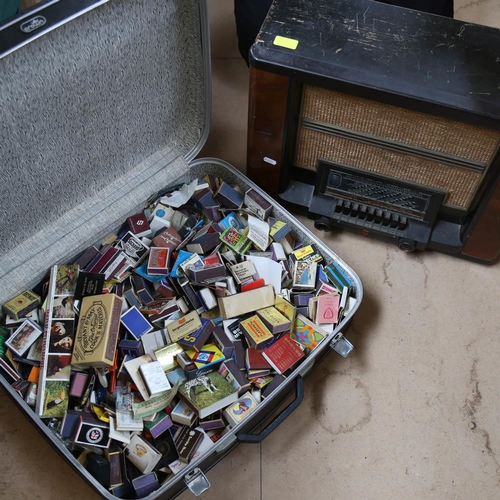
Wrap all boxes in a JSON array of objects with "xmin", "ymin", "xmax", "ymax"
[{"xmin": 120, "ymin": 306, "xmax": 153, "ymax": 339}]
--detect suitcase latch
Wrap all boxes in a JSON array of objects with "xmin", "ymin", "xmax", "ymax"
[
  {"xmin": 330, "ymin": 332, "xmax": 354, "ymax": 357},
  {"xmin": 184, "ymin": 468, "xmax": 211, "ymax": 496}
]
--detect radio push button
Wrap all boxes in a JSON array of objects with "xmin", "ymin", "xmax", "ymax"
[
  {"xmin": 382, "ymin": 211, "xmax": 392, "ymax": 226},
  {"xmin": 390, "ymin": 214, "xmax": 399, "ymax": 228}
]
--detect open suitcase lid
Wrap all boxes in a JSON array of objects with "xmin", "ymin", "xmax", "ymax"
[{"xmin": 0, "ymin": 0, "xmax": 212, "ymax": 304}]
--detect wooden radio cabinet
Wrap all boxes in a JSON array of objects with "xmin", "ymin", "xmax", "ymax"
[{"xmin": 247, "ymin": 0, "xmax": 500, "ymax": 263}]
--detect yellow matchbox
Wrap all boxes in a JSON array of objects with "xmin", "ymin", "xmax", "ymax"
[
  {"xmin": 256, "ymin": 306, "xmax": 291, "ymax": 334},
  {"xmin": 240, "ymin": 315, "xmax": 274, "ymax": 348},
  {"xmin": 274, "ymin": 296, "xmax": 297, "ymax": 323},
  {"xmin": 3, "ymin": 290, "xmax": 41, "ymax": 320}
]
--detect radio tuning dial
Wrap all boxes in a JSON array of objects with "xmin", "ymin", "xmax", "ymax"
[{"xmin": 328, "ymin": 172, "xmax": 342, "ymax": 188}]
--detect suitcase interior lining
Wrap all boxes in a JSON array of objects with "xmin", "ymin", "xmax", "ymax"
[
  {"xmin": 0, "ymin": 0, "xmax": 205, "ymax": 258},
  {"xmin": 0, "ymin": 148, "xmax": 189, "ymax": 308}
]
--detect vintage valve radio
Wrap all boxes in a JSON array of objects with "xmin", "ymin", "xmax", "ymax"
[{"xmin": 247, "ymin": 0, "xmax": 500, "ymax": 263}]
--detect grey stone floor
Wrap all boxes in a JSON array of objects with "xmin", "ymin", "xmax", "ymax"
[{"xmin": 1, "ymin": 1, "xmax": 499, "ymax": 499}]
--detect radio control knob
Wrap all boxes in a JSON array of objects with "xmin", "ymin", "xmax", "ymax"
[
  {"xmin": 367, "ymin": 207, "xmax": 375, "ymax": 221},
  {"xmin": 390, "ymin": 214, "xmax": 399, "ymax": 228},
  {"xmin": 351, "ymin": 203, "xmax": 359, "ymax": 216},
  {"xmin": 343, "ymin": 201, "xmax": 351, "ymax": 214},
  {"xmin": 359, "ymin": 205, "xmax": 367, "ymax": 220},
  {"xmin": 375, "ymin": 209, "xmax": 383, "ymax": 223},
  {"xmin": 399, "ymin": 216, "xmax": 408, "ymax": 229}
]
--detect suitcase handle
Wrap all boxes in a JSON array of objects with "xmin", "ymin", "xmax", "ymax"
[{"xmin": 236, "ymin": 375, "xmax": 304, "ymax": 444}]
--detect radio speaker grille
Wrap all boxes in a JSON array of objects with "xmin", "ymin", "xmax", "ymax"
[
  {"xmin": 301, "ymin": 86, "xmax": 500, "ymax": 164},
  {"xmin": 296, "ymin": 128, "xmax": 482, "ymax": 209}
]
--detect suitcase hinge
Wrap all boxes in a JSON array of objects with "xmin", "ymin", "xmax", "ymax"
[
  {"xmin": 330, "ymin": 332, "xmax": 354, "ymax": 357},
  {"xmin": 184, "ymin": 468, "xmax": 211, "ymax": 496}
]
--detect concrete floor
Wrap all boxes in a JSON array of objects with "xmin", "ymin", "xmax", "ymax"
[{"xmin": 1, "ymin": 1, "xmax": 499, "ymax": 499}]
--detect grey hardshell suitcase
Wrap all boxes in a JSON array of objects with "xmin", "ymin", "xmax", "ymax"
[{"xmin": 0, "ymin": 0, "xmax": 362, "ymax": 498}]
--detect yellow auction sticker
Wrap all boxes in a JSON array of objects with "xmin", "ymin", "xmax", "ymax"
[{"xmin": 273, "ymin": 35, "xmax": 299, "ymax": 50}]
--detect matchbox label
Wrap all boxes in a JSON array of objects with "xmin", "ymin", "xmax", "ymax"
[
  {"xmin": 3, "ymin": 290, "xmax": 41, "ymax": 319},
  {"xmin": 259, "ymin": 308, "xmax": 283, "ymax": 324},
  {"xmin": 293, "ymin": 246, "xmax": 314, "ymax": 260},
  {"xmin": 292, "ymin": 244, "xmax": 322, "ymax": 264},
  {"xmin": 242, "ymin": 318, "xmax": 269, "ymax": 340},
  {"xmin": 77, "ymin": 301, "xmax": 107, "ymax": 354},
  {"xmin": 150, "ymin": 248, "xmax": 168, "ymax": 267},
  {"xmin": 116, "ymin": 232, "xmax": 149, "ymax": 262},
  {"xmin": 166, "ymin": 311, "xmax": 202, "ymax": 341},
  {"xmin": 86, "ymin": 427, "xmax": 104, "ymax": 444},
  {"xmin": 240, "ymin": 316, "xmax": 273, "ymax": 346},
  {"xmin": 121, "ymin": 238, "xmax": 144, "ymax": 258},
  {"xmin": 275, "ymin": 296, "xmax": 296, "ymax": 322}
]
